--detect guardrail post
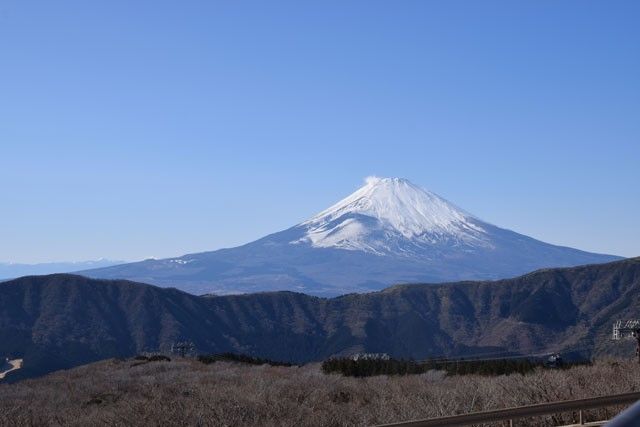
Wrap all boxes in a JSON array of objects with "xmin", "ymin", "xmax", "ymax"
[{"xmin": 579, "ymin": 409, "xmax": 583, "ymax": 425}]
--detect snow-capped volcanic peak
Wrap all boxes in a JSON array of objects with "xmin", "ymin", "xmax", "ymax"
[
  {"xmin": 294, "ymin": 177, "xmax": 490, "ymax": 255},
  {"xmin": 308, "ymin": 177, "xmax": 473, "ymax": 236}
]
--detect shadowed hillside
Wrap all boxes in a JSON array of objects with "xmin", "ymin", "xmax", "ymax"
[{"xmin": 1, "ymin": 258, "xmax": 639, "ymax": 381}]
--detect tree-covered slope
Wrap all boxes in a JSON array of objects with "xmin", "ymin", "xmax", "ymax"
[{"xmin": 1, "ymin": 258, "xmax": 639, "ymax": 381}]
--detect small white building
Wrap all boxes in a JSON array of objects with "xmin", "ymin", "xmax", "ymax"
[{"xmin": 351, "ymin": 353, "xmax": 391, "ymax": 361}]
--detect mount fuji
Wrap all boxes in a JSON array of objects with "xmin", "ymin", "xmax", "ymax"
[{"xmin": 82, "ymin": 177, "xmax": 621, "ymax": 296}]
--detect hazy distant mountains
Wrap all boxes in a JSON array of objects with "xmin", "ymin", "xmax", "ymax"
[
  {"xmin": 1, "ymin": 258, "xmax": 639, "ymax": 381},
  {"xmin": 0, "ymin": 259, "xmax": 123, "ymax": 280},
  {"xmin": 82, "ymin": 177, "xmax": 621, "ymax": 296}
]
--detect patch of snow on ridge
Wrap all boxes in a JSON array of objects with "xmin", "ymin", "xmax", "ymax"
[
  {"xmin": 292, "ymin": 177, "xmax": 492, "ymax": 254},
  {"xmin": 169, "ymin": 259, "xmax": 192, "ymax": 264}
]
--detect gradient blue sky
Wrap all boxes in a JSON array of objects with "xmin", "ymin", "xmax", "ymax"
[{"xmin": 1, "ymin": 1, "xmax": 638, "ymax": 263}]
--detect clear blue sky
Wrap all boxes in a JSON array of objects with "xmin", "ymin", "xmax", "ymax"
[{"xmin": 1, "ymin": 1, "xmax": 638, "ymax": 263}]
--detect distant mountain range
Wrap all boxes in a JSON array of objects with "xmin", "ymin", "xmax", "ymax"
[
  {"xmin": 0, "ymin": 259, "xmax": 124, "ymax": 280},
  {"xmin": 2, "ymin": 258, "xmax": 639, "ymax": 382},
  {"xmin": 81, "ymin": 177, "xmax": 621, "ymax": 296}
]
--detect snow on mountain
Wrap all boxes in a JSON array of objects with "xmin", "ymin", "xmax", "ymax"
[
  {"xmin": 293, "ymin": 177, "xmax": 491, "ymax": 255},
  {"xmin": 81, "ymin": 177, "xmax": 623, "ymax": 296}
]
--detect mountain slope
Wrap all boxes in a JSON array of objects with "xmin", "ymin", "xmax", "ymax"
[
  {"xmin": 2, "ymin": 258, "xmax": 639, "ymax": 381},
  {"xmin": 82, "ymin": 177, "xmax": 621, "ymax": 296}
]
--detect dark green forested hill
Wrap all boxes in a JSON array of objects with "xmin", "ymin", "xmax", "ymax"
[{"xmin": 1, "ymin": 257, "xmax": 639, "ymax": 381}]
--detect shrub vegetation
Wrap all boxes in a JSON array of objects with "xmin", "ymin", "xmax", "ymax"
[
  {"xmin": 197, "ymin": 352, "xmax": 293, "ymax": 367},
  {"xmin": 322, "ymin": 356, "xmax": 591, "ymax": 377},
  {"xmin": 0, "ymin": 357, "xmax": 634, "ymax": 426}
]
